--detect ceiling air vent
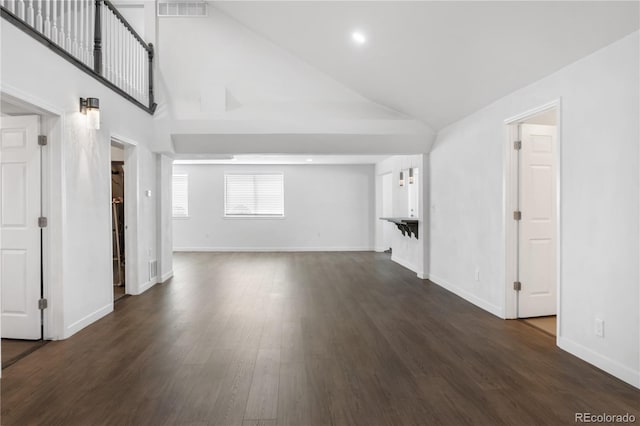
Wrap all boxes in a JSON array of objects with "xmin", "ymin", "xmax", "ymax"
[{"xmin": 158, "ymin": 1, "xmax": 207, "ymax": 17}]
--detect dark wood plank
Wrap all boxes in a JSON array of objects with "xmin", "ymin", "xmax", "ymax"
[{"xmin": 243, "ymin": 348, "xmax": 281, "ymax": 421}]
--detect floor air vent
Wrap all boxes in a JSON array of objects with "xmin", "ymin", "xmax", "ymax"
[
  {"xmin": 158, "ymin": 1, "xmax": 207, "ymax": 17},
  {"xmin": 149, "ymin": 260, "xmax": 158, "ymax": 280}
]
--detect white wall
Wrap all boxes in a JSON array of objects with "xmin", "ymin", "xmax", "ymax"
[
  {"xmin": 110, "ymin": 144, "xmax": 125, "ymax": 161},
  {"xmin": 173, "ymin": 164, "xmax": 374, "ymax": 251},
  {"xmin": 157, "ymin": 155, "xmax": 173, "ymax": 281},
  {"xmin": 429, "ymin": 32, "xmax": 639, "ymax": 387},
  {"xmin": 1, "ymin": 22, "xmax": 170, "ymax": 339},
  {"xmin": 374, "ymin": 155, "xmax": 429, "ymax": 278}
]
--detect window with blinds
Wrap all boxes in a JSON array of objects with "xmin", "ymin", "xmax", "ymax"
[
  {"xmin": 172, "ymin": 174, "xmax": 189, "ymax": 217},
  {"xmin": 224, "ymin": 174, "xmax": 284, "ymax": 217}
]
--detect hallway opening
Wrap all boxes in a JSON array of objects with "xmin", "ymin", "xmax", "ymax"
[{"xmin": 111, "ymin": 143, "xmax": 126, "ymax": 302}]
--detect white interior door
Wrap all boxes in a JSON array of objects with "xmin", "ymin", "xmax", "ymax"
[
  {"xmin": 1, "ymin": 115, "xmax": 42, "ymax": 339},
  {"xmin": 518, "ymin": 123, "xmax": 557, "ymax": 318}
]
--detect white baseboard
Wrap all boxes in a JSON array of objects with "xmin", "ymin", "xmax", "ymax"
[
  {"xmin": 173, "ymin": 246, "xmax": 374, "ymax": 253},
  {"xmin": 558, "ymin": 337, "xmax": 640, "ymax": 389},
  {"xmin": 390, "ymin": 255, "xmax": 425, "ymax": 279},
  {"xmin": 64, "ymin": 303, "xmax": 113, "ymax": 339},
  {"xmin": 427, "ymin": 273, "xmax": 504, "ymax": 318},
  {"xmin": 160, "ymin": 270, "xmax": 174, "ymax": 283},
  {"xmin": 133, "ymin": 278, "xmax": 158, "ymax": 295}
]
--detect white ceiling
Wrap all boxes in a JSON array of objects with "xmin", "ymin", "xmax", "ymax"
[
  {"xmin": 158, "ymin": 5, "xmax": 436, "ymax": 155},
  {"xmin": 214, "ymin": 1, "xmax": 640, "ymax": 130}
]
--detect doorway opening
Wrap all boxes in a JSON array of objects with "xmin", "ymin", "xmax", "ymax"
[
  {"xmin": 505, "ymin": 101, "xmax": 560, "ymax": 338},
  {"xmin": 111, "ymin": 143, "xmax": 126, "ymax": 302}
]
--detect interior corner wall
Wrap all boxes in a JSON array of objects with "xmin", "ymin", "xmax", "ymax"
[
  {"xmin": 1, "ymin": 23, "xmax": 163, "ymax": 339},
  {"xmin": 157, "ymin": 154, "xmax": 173, "ymax": 281},
  {"xmin": 134, "ymin": 148, "xmax": 159, "ymax": 295},
  {"xmin": 428, "ymin": 31, "xmax": 639, "ymax": 387},
  {"xmin": 374, "ymin": 154, "xmax": 428, "ymax": 278},
  {"xmin": 172, "ymin": 164, "xmax": 374, "ymax": 251}
]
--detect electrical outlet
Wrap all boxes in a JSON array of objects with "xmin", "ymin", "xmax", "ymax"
[
  {"xmin": 595, "ymin": 318, "xmax": 604, "ymax": 337},
  {"xmin": 475, "ymin": 268, "xmax": 480, "ymax": 282}
]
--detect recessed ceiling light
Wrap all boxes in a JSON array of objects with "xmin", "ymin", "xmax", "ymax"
[
  {"xmin": 351, "ymin": 31, "xmax": 366, "ymax": 45},
  {"xmin": 306, "ymin": 158, "xmax": 313, "ymax": 162}
]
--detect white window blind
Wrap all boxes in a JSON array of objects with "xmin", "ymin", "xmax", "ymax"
[
  {"xmin": 172, "ymin": 174, "xmax": 189, "ymax": 217},
  {"xmin": 224, "ymin": 174, "xmax": 284, "ymax": 217}
]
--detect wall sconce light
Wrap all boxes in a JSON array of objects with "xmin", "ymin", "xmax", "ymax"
[
  {"xmin": 80, "ymin": 97, "xmax": 100, "ymax": 130},
  {"xmin": 399, "ymin": 171, "xmax": 405, "ymax": 187},
  {"xmin": 409, "ymin": 168, "xmax": 414, "ymax": 184}
]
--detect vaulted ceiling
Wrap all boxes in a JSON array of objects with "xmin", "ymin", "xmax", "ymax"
[{"xmin": 214, "ymin": 1, "xmax": 640, "ymax": 130}]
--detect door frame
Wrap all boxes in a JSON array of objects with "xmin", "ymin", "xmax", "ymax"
[
  {"xmin": 110, "ymin": 134, "xmax": 139, "ymax": 296},
  {"xmin": 1, "ymin": 86, "xmax": 64, "ymax": 341},
  {"xmin": 503, "ymin": 99, "xmax": 562, "ymax": 335}
]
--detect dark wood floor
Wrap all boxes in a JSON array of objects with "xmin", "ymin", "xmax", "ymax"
[
  {"xmin": 1, "ymin": 339, "xmax": 45, "ymax": 368},
  {"xmin": 1, "ymin": 252, "xmax": 638, "ymax": 425}
]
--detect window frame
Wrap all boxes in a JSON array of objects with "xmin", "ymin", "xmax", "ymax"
[
  {"xmin": 172, "ymin": 173, "xmax": 190, "ymax": 218},
  {"xmin": 223, "ymin": 172, "xmax": 285, "ymax": 219}
]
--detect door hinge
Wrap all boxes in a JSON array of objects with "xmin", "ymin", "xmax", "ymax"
[
  {"xmin": 513, "ymin": 140, "xmax": 522, "ymax": 150},
  {"xmin": 38, "ymin": 298, "xmax": 48, "ymax": 310},
  {"xmin": 513, "ymin": 210, "xmax": 522, "ymax": 221},
  {"xmin": 38, "ymin": 135, "xmax": 47, "ymax": 146},
  {"xmin": 513, "ymin": 281, "xmax": 522, "ymax": 291},
  {"xmin": 38, "ymin": 217, "xmax": 48, "ymax": 228}
]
